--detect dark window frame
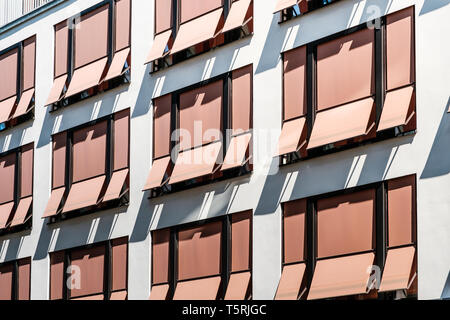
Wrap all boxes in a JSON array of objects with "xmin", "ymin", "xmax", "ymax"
[
  {"xmin": 49, "ymin": 0, "xmax": 131, "ymax": 112},
  {"xmin": 48, "ymin": 110, "xmax": 130, "ymax": 224},
  {"xmin": 282, "ymin": 174, "xmax": 418, "ymax": 300},
  {"xmin": 151, "ymin": 0, "xmax": 253, "ymax": 73},
  {"xmin": 0, "ymin": 37, "xmax": 36, "ymax": 132},
  {"xmin": 151, "ymin": 213, "xmax": 253, "ymax": 300},
  {"xmin": 150, "ymin": 69, "xmax": 253, "ymax": 198},
  {"xmin": 51, "ymin": 238, "xmax": 128, "ymax": 301},
  {"xmin": 0, "ymin": 143, "xmax": 34, "ymax": 236},
  {"xmin": 280, "ymin": 9, "xmax": 416, "ymax": 166},
  {"xmin": 0, "ymin": 257, "xmax": 31, "ymax": 300}
]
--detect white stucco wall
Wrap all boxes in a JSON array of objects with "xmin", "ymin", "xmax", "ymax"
[{"xmin": 0, "ymin": 0, "xmax": 449, "ymax": 300}]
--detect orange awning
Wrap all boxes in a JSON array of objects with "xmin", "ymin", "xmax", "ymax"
[
  {"xmin": 46, "ymin": 75, "xmax": 67, "ymax": 106},
  {"xmin": 71, "ymin": 294, "xmax": 104, "ymax": 300},
  {"xmin": 173, "ymin": 276, "xmax": 221, "ymax": 300},
  {"xmin": 169, "ymin": 142, "xmax": 222, "ymax": 184},
  {"xmin": 222, "ymin": 132, "xmax": 252, "ymax": 171},
  {"xmin": 0, "ymin": 201, "xmax": 14, "ymax": 229},
  {"xmin": 224, "ymin": 271, "xmax": 251, "ymax": 300},
  {"xmin": 109, "ymin": 290, "xmax": 127, "ymax": 300},
  {"xmin": 62, "ymin": 176, "xmax": 106, "ymax": 213},
  {"xmin": 0, "ymin": 96, "xmax": 16, "ymax": 124},
  {"xmin": 103, "ymin": 169, "xmax": 129, "ymax": 202},
  {"xmin": 275, "ymin": 263, "xmax": 306, "ymax": 300},
  {"xmin": 379, "ymin": 246, "xmax": 416, "ymax": 292},
  {"xmin": 143, "ymin": 156, "xmax": 171, "ymax": 190},
  {"xmin": 171, "ymin": 9, "xmax": 223, "ymax": 54},
  {"xmin": 12, "ymin": 89, "xmax": 34, "ymax": 119},
  {"xmin": 378, "ymin": 86, "xmax": 415, "ymax": 131},
  {"xmin": 64, "ymin": 58, "xmax": 108, "ymax": 98},
  {"xmin": 275, "ymin": 117, "xmax": 307, "ymax": 157},
  {"xmin": 149, "ymin": 284, "xmax": 170, "ymax": 300},
  {"xmin": 9, "ymin": 196, "xmax": 32, "ymax": 227},
  {"xmin": 308, "ymin": 97, "xmax": 375, "ymax": 149},
  {"xmin": 103, "ymin": 48, "xmax": 130, "ymax": 82},
  {"xmin": 223, "ymin": 0, "xmax": 252, "ymax": 33},
  {"xmin": 145, "ymin": 30, "xmax": 172, "ymax": 64},
  {"xmin": 274, "ymin": 0, "xmax": 299, "ymax": 13},
  {"xmin": 308, "ymin": 252, "xmax": 375, "ymax": 300},
  {"xmin": 43, "ymin": 187, "xmax": 66, "ymax": 218}
]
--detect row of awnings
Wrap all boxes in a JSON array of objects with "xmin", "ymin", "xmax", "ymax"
[
  {"xmin": 42, "ymin": 169, "xmax": 129, "ymax": 218},
  {"xmin": 150, "ymin": 247, "xmax": 415, "ymax": 300},
  {"xmin": 276, "ymin": 246, "xmax": 416, "ymax": 300},
  {"xmin": 275, "ymin": 86, "xmax": 415, "ymax": 156},
  {"xmin": 144, "ymin": 87, "xmax": 413, "ymax": 190},
  {"xmin": 144, "ymin": 132, "xmax": 252, "ymax": 190},
  {"xmin": 0, "ymin": 89, "xmax": 35, "ymax": 125},
  {"xmin": 0, "ymin": 197, "xmax": 33, "ymax": 231},
  {"xmin": 146, "ymin": 0, "xmax": 253, "ymax": 64},
  {"xmin": 150, "ymin": 271, "xmax": 251, "ymax": 300},
  {"xmin": 46, "ymin": 48, "xmax": 130, "ymax": 106}
]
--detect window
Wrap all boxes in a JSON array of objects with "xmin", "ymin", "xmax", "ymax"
[
  {"xmin": 0, "ymin": 143, "xmax": 34, "ymax": 235},
  {"xmin": 275, "ymin": 174, "xmax": 417, "ymax": 300},
  {"xmin": 149, "ymin": 211, "xmax": 252, "ymax": 300},
  {"xmin": 275, "ymin": 7, "xmax": 416, "ymax": 165},
  {"xmin": 49, "ymin": 238, "xmax": 128, "ymax": 300},
  {"xmin": 146, "ymin": 0, "xmax": 253, "ymax": 72},
  {"xmin": 0, "ymin": 258, "xmax": 31, "ymax": 300},
  {"xmin": 143, "ymin": 65, "xmax": 253, "ymax": 197},
  {"xmin": 0, "ymin": 36, "xmax": 36, "ymax": 131},
  {"xmin": 274, "ymin": 0, "xmax": 341, "ymax": 23},
  {"xmin": 43, "ymin": 109, "xmax": 130, "ymax": 222},
  {"xmin": 45, "ymin": 0, "xmax": 131, "ymax": 110},
  {"xmin": 275, "ymin": 199, "xmax": 307, "ymax": 300}
]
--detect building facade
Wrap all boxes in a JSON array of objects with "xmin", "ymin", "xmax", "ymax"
[{"xmin": 0, "ymin": 0, "xmax": 449, "ymax": 300}]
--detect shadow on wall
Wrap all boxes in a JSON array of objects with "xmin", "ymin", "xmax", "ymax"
[
  {"xmin": 37, "ymin": 84, "xmax": 128, "ymax": 149},
  {"xmin": 286, "ymin": 152, "xmax": 357, "ymax": 201},
  {"xmin": 143, "ymin": 35, "xmax": 251, "ymax": 104},
  {"xmin": 253, "ymin": 148, "xmax": 368, "ymax": 217},
  {"xmin": 130, "ymin": 176, "xmax": 249, "ymax": 243},
  {"xmin": 129, "ymin": 192, "xmax": 155, "ymax": 243},
  {"xmin": 36, "ymin": 106, "xmax": 56, "ymax": 149},
  {"xmin": 357, "ymin": 135, "xmax": 414, "ymax": 185},
  {"xmin": 420, "ymin": 0, "xmax": 450, "ymax": 15},
  {"xmin": 254, "ymin": 14, "xmax": 286, "ymax": 75},
  {"xmin": 274, "ymin": 133, "xmax": 414, "ymax": 206},
  {"xmin": 132, "ymin": 34, "xmax": 251, "ymax": 137},
  {"xmin": 130, "ymin": 61, "xmax": 153, "ymax": 119},
  {"xmin": 0, "ymin": 234, "xmax": 28, "ymax": 262},
  {"xmin": 253, "ymin": 158, "xmax": 291, "ymax": 216},
  {"xmin": 0, "ymin": 120, "xmax": 33, "ymax": 152},
  {"xmin": 33, "ymin": 219, "xmax": 55, "ymax": 260},
  {"xmin": 210, "ymin": 39, "xmax": 251, "ymax": 80},
  {"xmin": 360, "ymin": 0, "xmax": 450, "ymax": 20},
  {"xmin": 33, "ymin": 207, "xmax": 121, "ymax": 260},
  {"xmin": 358, "ymin": 0, "xmax": 393, "ymax": 22},
  {"xmin": 442, "ymin": 270, "xmax": 450, "ymax": 299},
  {"xmin": 421, "ymin": 97, "xmax": 450, "ymax": 179}
]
